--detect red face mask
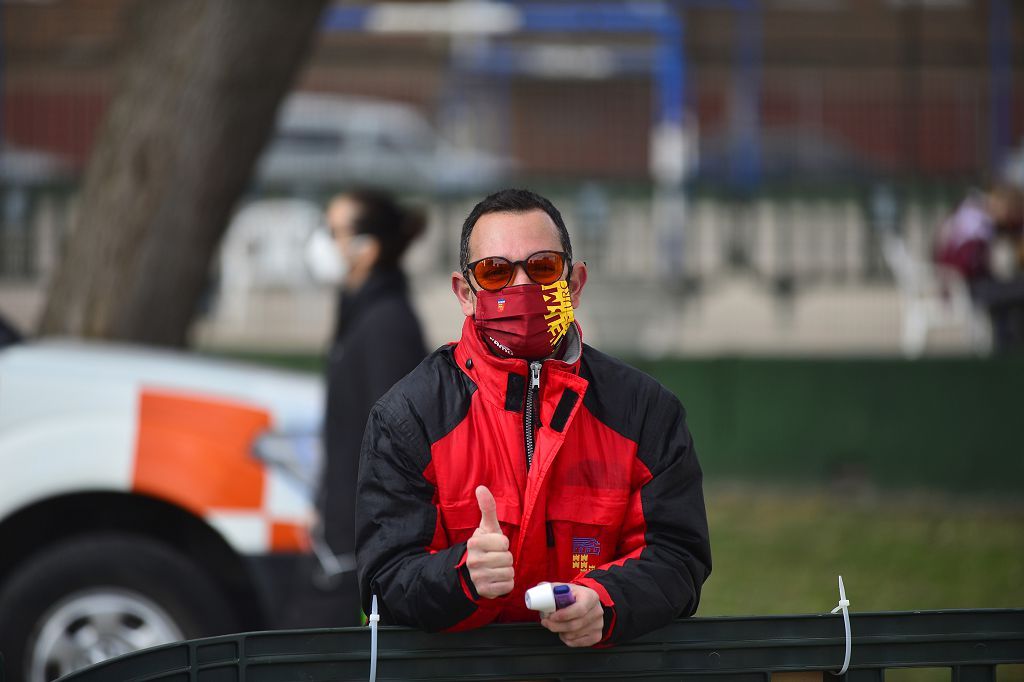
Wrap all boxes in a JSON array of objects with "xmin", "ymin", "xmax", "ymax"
[{"xmin": 474, "ymin": 281, "xmax": 575, "ymax": 359}]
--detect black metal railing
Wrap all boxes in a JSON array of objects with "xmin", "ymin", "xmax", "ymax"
[{"xmin": 59, "ymin": 609, "xmax": 1024, "ymax": 681}]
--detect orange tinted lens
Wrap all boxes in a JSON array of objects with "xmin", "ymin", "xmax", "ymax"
[
  {"xmin": 473, "ymin": 258, "xmax": 513, "ymax": 290},
  {"xmin": 526, "ymin": 252, "xmax": 564, "ymax": 284}
]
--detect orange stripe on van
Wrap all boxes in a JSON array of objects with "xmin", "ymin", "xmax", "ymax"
[
  {"xmin": 133, "ymin": 390, "xmax": 271, "ymax": 513},
  {"xmin": 270, "ymin": 521, "xmax": 311, "ymax": 552}
]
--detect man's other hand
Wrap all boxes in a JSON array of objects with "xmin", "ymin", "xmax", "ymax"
[
  {"xmin": 540, "ymin": 584, "xmax": 604, "ymax": 647},
  {"xmin": 466, "ymin": 485, "xmax": 514, "ymax": 599}
]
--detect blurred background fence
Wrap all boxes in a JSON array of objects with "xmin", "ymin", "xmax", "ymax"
[
  {"xmin": 2, "ymin": 0, "xmax": 1022, "ymax": 356},
  {"xmin": 1, "ymin": 0, "xmax": 1023, "ymax": 489}
]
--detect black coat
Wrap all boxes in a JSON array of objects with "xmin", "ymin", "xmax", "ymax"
[{"xmin": 320, "ymin": 268, "xmax": 427, "ymax": 557}]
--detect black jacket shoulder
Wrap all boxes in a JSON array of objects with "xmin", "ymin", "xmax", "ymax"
[
  {"xmin": 579, "ymin": 343, "xmax": 686, "ymax": 445},
  {"xmin": 373, "ymin": 344, "xmax": 477, "ymax": 451},
  {"xmin": 347, "ymin": 291, "xmax": 421, "ymax": 342}
]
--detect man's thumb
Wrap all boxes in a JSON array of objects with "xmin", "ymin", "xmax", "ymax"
[{"xmin": 475, "ymin": 485, "xmax": 502, "ymax": 534}]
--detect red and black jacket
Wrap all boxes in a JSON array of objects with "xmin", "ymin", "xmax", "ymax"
[{"xmin": 355, "ymin": 317, "xmax": 711, "ymax": 645}]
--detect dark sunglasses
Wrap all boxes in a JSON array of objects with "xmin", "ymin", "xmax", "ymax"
[{"xmin": 465, "ymin": 250, "xmax": 570, "ymax": 292}]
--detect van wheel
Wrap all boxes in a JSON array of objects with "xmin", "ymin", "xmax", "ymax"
[{"xmin": 0, "ymin": 533, "xmax": 238, "ymax": 682}]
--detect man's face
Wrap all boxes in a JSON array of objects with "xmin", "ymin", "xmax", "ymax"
[
  {"xmin": 326, "ymin": 196, "xmax": 359, "ymax": 255},
  {"xmin": 451, "ymin": 208, "xmax": 588, "ymax": 318},
  {"xmin": 326, "ymin": 195, "xmax": 379, "ymax": 274}
]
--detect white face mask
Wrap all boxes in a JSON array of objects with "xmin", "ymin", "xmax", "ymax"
[{"xmin": 305, "ymin": 228, "xmax": 347, "ymax": 285}]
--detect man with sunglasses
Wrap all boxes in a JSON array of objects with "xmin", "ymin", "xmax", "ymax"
[{"xmin": 356, "ymin": 189, "xmax": 711, "ymax": 648}]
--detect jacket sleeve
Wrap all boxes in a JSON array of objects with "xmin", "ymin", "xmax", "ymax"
[
  {"xmin": 572, "ymin": 394, "xmax": 712, "ymax": 645},
  {"xmin": 355, "ymin": 398, "xmax": 480, "ymax": 631}
]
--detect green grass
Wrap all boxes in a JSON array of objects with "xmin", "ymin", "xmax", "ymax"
[
  {"xmin": 699, "ymin": 483, "xmax": 1024, "ymax": 617},
  {"xmin": 701, "ymin": 484, "xmax": 1024, "ymax": 681}
]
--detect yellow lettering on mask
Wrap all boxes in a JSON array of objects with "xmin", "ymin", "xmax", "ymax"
[{"xmin": 542, "ymin": 281, "xmax": 575, "ymax": 347}]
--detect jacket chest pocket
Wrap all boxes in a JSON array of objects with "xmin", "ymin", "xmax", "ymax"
[
  {"xmin": 440, "ymin": 498, "xmax": 522, "ymax": 547},
  {"xmin": 545, "ymin": 490, "xmax": 628, "ymax": 579}
]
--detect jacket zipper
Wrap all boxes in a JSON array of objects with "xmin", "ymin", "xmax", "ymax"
[{"xmin": 524, "ymin": 360, "xmax": 542, "ymax": 469}]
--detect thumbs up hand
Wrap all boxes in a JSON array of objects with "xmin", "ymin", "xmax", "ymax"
[{"xmin": 465, "ymin": 485, "xmax": 515, "ymax": 599}]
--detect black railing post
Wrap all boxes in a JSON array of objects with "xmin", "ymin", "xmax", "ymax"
[
  {"xmin": 952, "ymin": 665, "xmax": 996, "ymax": 682},
  {"xmin": 55, "ymin": 609, "xmax": 1024, "ymax": 681}
]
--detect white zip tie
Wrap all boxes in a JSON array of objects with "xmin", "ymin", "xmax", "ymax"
[
  {"xmin": 829, "ymin": 575, "xmax": 852, "ymax": 676},
  {"xmin": 369, "ymin": 594, "xmax": 380, "ymax": 682}
]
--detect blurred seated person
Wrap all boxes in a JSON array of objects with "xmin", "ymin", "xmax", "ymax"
[
  {"xmin": 935, "ymin": 186, "xmax": 995, "ymax": 283},
  {"xmin": 305, "ymin": 188, "xmax": 428, "ymax": 624},
  {"xmin": 936, "ymin": 183, "xmax": 1024, "ymax": 350}
]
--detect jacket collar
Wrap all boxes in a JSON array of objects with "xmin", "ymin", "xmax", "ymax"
[
  {"xmin": 333, "ymin": 267, "xmax": 407, "ymax": 343},
  {"xmin": 454, "ymin": 316, "xmax": 583, "ymax": 412}
]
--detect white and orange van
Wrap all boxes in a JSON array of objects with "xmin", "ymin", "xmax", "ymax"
[{"xmin": 0, "ymin": 337, "xmax": 332, "ymax": 682}]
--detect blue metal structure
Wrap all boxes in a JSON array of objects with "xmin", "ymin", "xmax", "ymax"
[
  {"xmin": 731, "ymin": 1, "xmax": 762, "ymax": 191},
  {"xmin": 513, "ymin": 3, "xmax": 687, "ymax": 140},
  {"xmin": 320, "ymin": 6, "xmax": 369, "ymax": 32},
  {"xmin": 320, "ymin": 2, "xmax": 763, "ymax": 189},
  {"xmin": 989, "ymin": 0, "xmax": 1013, "ymax": 172},
  {"xmin": 0, "ymin": 0, "xmax": 5, "ymax": 151}
]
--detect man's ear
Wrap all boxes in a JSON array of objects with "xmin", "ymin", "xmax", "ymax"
[
  {"xmin": 452, "ymin": 271, "xmax": 476, "ymax": 317},
  {"xmin": 568, "ymin": 261, "xmax": 588, "ymax": 309}
]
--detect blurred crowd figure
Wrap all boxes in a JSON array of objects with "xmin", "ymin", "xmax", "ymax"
[
  {"xmin": 305, "ymin": 188, "xmax": 428, "ymax": 624},
  {"xmin": 935, "ymin": 183, "xmax": 1024, "ymax": 351}
]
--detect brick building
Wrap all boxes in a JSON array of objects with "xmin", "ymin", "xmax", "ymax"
[{"xmin": 2, "ymin": 0, "xmax": 1022, "ymax": 185}]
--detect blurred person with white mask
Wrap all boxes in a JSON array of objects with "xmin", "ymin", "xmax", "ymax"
[{"xmin": 305, "ymin": 188, "xmax": 427, "ymax": 625}]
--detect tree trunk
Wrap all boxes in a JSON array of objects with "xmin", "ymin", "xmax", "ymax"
[{"xmin": 39, "ymin": 0, "xmax": 327, "ymax": 346}]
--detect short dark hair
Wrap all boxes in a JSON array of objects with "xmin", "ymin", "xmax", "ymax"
[
  {"xmin": 344, "ymin": 188, "xmax": 426, "ymax": 269},
  {"xmin": 459, "ymin": 188, "xmax": 572, "ymax": 272}
]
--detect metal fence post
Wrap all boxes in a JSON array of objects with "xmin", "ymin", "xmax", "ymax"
[{"xmin": 952, "ymin": 665, "xmax": 997, "ymax": 682}]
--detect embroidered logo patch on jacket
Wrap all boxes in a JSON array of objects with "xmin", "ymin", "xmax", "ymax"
[{"xmin": 572, "ymin": 536, "xmax": 601, "ymax": 571}]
